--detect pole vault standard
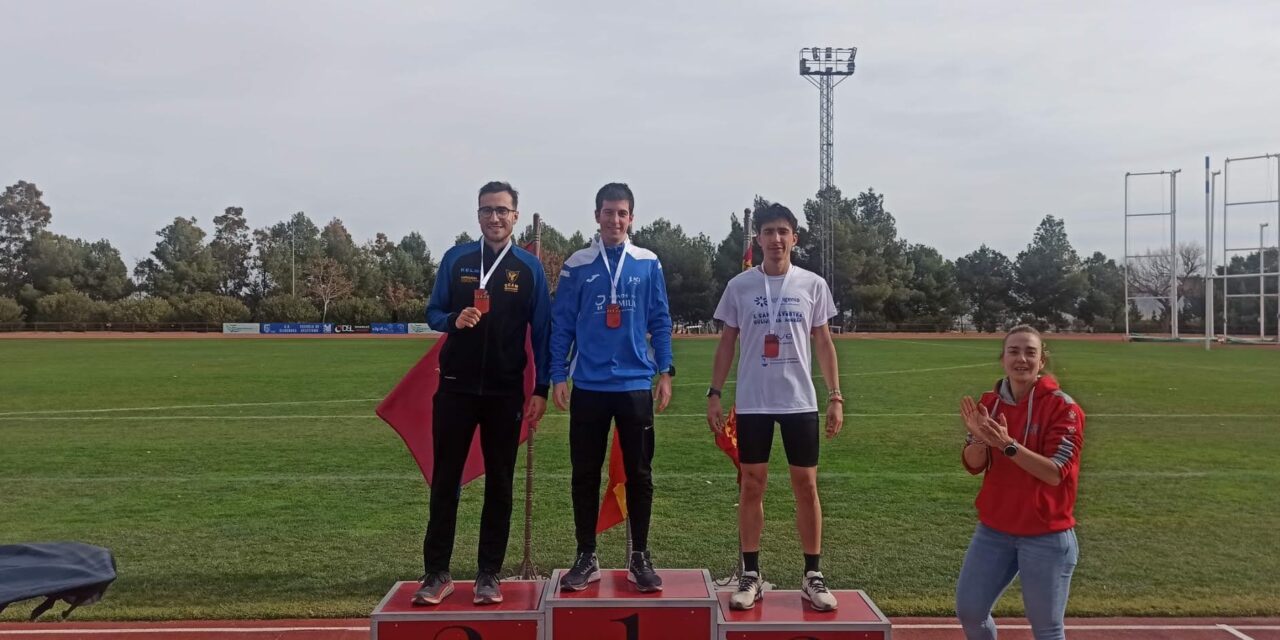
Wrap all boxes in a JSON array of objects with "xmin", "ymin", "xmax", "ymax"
[
  {"xmin": 1205, "ymin": 160, "xmax": 1222, "ymax": 350},
  {"xmin": 1219, "ymin": 153, "xmax": 1280, "ymax": 344},
  {"xmin": 1124, "ymin": 170, "xmax": 1180, "ymax": 339}
]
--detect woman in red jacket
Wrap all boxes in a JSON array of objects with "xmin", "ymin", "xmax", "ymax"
[{"xmin": 956, "ymin": 325, "xmax": 1084, "ymax": 640}]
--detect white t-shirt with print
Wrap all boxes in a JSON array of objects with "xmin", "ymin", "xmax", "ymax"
[{"xmin": 713, "ymin": 264, "xmax": 837, "ymax": 414}]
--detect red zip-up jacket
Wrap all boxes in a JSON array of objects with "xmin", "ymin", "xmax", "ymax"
[{"xmin": 966, "ymin": 375, "xmax": 1085, "ymax": 536}]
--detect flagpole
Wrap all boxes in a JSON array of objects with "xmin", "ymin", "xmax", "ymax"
[
  {"xmin": 517, "ymin": 213, "xmax": 543, "ymax": 580},
  {"xmin": 715, "ymin": 206, "xmax": 753, "ymax": 588}
]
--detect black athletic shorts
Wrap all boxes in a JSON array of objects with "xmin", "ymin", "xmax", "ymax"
[{"xmin": 735, "ymin": 412, "xmax": 820, "ymax": 467}]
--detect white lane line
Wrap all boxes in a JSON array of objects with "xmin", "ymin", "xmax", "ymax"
[
  {"xmin": 4, "ymin": 470, "xmax": 1276, "ymax": 483},
  {"xmin": 0, "ymin": 628, "xmax": 367, "ymax": 636},
  {"xmin": 0, "ymin": 398, "xmax": 381, "ymax": 417},
  {"xmin": 675, "ymin": 362, "xmax": 997, "ymax": 386},
  {"xmin": 1, "ymin": 412, "xmax": 1275, "ymax": 422},
  {"xmin": 1220, "ymin": 624, "xmax": 1258, "ymax": 639},
  {"xmin": 0, "ymin": 415, "xmax": 383, "ymax": 421},
  {"xmin": 854, "ymin": 337, "xmax": 994, "ymax": 351},
  {"xmin": 896, "ymin": 623, "xmax": 1246, "ymax": 630},
  {"xmin": 0, "ymin": 623, "xmax": 1272, "ymax": 635}
]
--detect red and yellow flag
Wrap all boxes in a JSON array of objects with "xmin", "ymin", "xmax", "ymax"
[{"xmin": 595, "ymin": 427, "xmax": 628, "ymax": 533}]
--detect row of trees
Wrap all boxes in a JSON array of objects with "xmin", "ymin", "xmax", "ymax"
[{"xmin": 1, "ymin": 179, "xmax": 1273, "ymax": 332}]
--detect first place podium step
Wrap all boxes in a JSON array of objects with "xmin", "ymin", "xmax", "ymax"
[{"xmin": 545, "ymin": 568, "xmax": 718, "ymax": 640}]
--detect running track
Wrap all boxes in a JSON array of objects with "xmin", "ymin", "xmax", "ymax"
[{"xmin": 1, "ymin": 618, "xmax": 1279, "ymax": 639}]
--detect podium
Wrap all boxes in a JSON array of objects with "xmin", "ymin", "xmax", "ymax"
[
  {"xmin": 715, "ymin": 590, "xmax": 892, "ymax": 640},
  {"xmin": 369, "ymin": 574, "xmax": 894, "ymax": 639},
  {"xmin": 544, "ymin": 569, "xmax": 718, "ymax": 640},
  {"xmin": 371, "ymin": 580, "xmax": 546, "ymax": 640}
]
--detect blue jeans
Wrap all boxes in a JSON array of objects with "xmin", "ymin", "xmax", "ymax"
[{"xmin": 955, "ymin": 523, "xmax": 1079, "ymax": 640}]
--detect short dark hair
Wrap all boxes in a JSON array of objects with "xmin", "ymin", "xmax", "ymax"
[
  {"xmin": 478, "ymin": 181, "xmax": 518, "ymax": 209},
  {"xmin": 753, "ymin": 203, "xmax": 798, "ymax": 233},
  {"xmin": 595, "ymin": 182, "xmax": 634, "ymax": 213}
]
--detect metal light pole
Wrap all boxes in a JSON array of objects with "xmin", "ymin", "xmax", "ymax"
[
  {"xmin": 290, "ymin": 215, "xmax": 298, "ymax": 297},
  {"xmin": 1262, "ymin": 222, "xmax": 1270, "ymax": 339},
  {"xmin": 799, "ymin": 46, "xmax": 857, "ymax": 287},
  {"xmin": 1209, "ymin": 168, "xmax": 1220, "ymax": 347}
]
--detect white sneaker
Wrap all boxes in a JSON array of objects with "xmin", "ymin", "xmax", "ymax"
[
  {"xmin": 729, "ymin": 571, "xmax": 764, "ymax": 610},
  {"xmin": 800, "ymin": 571, "xmax": 838, "ymax": 611}
]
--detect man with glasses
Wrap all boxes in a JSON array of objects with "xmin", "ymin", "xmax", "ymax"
[
  {"xmin": 551, "ymin": 182, "xmax": 674, "ymax": 593},
  {"xmin": 415, "ymin": 181, "xmax": 551, "ymax": 606}
]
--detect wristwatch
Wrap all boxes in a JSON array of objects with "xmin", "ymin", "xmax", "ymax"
[
  {"xmin": 706, "ymin": 387, "xmax": 721, "ymax": 399},
  {"xmin": 1003, "ymin": 441, "xmax": 1019, "ymax": 457},
  {"xmin": 661, "ymin": 364, "xmax": 676, "ymax": 378}
]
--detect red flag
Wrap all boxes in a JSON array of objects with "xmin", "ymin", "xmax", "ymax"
[
  {"xmin": 595, "ymin": 428, "xmax": 628, "ymax": 534},
  {"xmin": 715, "ymin": 408, "xmax": 743, "ymax": 485},
  {"xmin": 377, "ymin": 331, "xmax": 537, "ymax": 487},
  {"xmin": 716, "ymin": 230, "xmax": 753, "ymax": 482}
]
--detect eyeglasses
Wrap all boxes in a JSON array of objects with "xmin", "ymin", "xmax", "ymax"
[{"xmin": 478, "ymin": 206, "xmax": 515, "ymax": 218}]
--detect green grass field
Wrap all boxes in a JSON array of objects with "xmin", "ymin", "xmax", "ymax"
[{"xmin": 1, "ymin": 336, "xmax": 1277, "ymax": 620}]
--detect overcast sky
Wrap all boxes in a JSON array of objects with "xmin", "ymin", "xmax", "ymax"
[{"xmin": 5, "ymin": 0, "xmax": 1279, "ymax": 268}]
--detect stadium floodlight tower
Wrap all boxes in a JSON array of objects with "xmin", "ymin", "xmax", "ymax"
[{"xmin": 799, "ymin": 45, "xmax": 857, "ymax": 287}]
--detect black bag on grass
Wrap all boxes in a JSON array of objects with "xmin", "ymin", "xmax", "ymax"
[{"xmin": 0, "ymin": 542, "xmax": 117, "ymax": 620}]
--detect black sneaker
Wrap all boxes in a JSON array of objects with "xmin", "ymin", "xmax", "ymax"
[
  {"xmin": 473, "ymin": 572, "xmax": 503, "ymax": 605},
  {"xmin": 627, "ymin": 550, "xmax": 663, "ymax": 593},
  {"xmin": 412, "ymin": 571, "xmax": 454, "ymax": 606},
  {"xmin": 559, "ymin": 551, "xmax": 600, "ymax": 591}
]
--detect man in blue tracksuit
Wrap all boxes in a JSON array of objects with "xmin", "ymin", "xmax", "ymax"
[
  {"xmin": 414, "ymin": 181, "xmax": 551, "ymax": 607},
  {"xmin": 550, "ymin": 182, "xmax": 674, "ymax": 593}
]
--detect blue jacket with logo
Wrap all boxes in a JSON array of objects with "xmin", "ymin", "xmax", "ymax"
[
  {"xmin": 426, "ymin": 241, "xmax": 551, "ymax": 397},
  {"xmin": 550, "ymin": 240, "xmax": 673, "ymax": 392}
]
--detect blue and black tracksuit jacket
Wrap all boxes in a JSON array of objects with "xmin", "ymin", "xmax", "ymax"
[{"xmin": 426, "ymin": 241, "xmax": 551, "ymax": 398}]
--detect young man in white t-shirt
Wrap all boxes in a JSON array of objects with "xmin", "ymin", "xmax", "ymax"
[{"xmin": 707, "ymin": 203, "xmax": 845, "ymax": 612}]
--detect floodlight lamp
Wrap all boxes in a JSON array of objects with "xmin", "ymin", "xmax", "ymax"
[{"xmin": 824, "ymin": 47, "xmax": 832, "ymax": 60}]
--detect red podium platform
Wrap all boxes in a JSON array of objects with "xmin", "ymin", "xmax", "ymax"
[
  {"xmin": 715, "ymin": 590, "xmax": 892, "ymax": 640},
  {"xmin": 371, "ymin": 579, "xmax": 546, "ymax": 640},
  {"xmin": 544, "ymin": 569, "xmax": 717, "ymax": 640}
]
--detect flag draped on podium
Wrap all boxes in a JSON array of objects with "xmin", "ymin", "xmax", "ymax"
[
  {"xmin": 376, "ymin": 332, "xmax": 537, "ymax": 487},
  {"xmin": 595, "ymin": 428, "xmax": 628, "ymax": 533}
]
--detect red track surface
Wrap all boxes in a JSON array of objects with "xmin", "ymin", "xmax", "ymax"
[{"xmin": 2, "ymin": 617, "xmax": 1278, "ymax": 639}]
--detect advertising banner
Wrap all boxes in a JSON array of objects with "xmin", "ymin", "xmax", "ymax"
[
  {"xmin": 222, "ymin": 323, "xmax": 261, "ymax": 334},
  {"xmin": 261, "ymin": 323, "xmax": 333, "ymax": 335}
]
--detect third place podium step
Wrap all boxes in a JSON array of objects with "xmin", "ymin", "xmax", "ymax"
[{"xmin": 715, "ymin": 589, "xmax": 892, "ymax": 640}]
